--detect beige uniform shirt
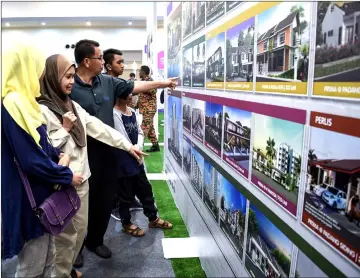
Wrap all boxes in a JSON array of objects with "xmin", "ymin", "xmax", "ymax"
[{"xmin": 40, "ymin": 101, "xmax": 132, "ymax": 182}]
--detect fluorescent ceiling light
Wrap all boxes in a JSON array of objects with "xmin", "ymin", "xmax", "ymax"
[
  {"xmin": 5, "ymin": 22, "xmax": 10, "ymax": 27},
  {"xmin": 41, "ymin": 22, "xmax": 46, "ymax": 26},
  {"xmin": 128, "ymin": 21, "xmax": 132, "ymax": 25},
  {"xmin": 86, "ymin": 21, "xmax": 91, "ymax": 26}
]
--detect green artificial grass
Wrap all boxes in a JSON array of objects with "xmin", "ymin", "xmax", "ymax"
[
  {"xmin": 144, "ymin": 146, "xmax": 164, "ymax": 173},
  {"xmin": 151, "ymin": 180, "xmax": 207, "ymax": 278},
  {"xmin": 144, "ymin": 111, "xmax": 164, "ymax": 144}
]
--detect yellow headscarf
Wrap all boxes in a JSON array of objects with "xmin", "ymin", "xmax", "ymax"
[{"xmin": 2, "ymin": 42, "xmax": 46, "ymax": 146}]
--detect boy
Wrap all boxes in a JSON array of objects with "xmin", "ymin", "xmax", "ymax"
[{"xmin": 113, "ymin": 92, "xmax": 173, "ymax": 236}]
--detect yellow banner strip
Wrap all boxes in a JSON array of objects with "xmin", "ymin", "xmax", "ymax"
[
  {"xmin": 313, "ymin": 82, "xmax": 360, "ymax": 99},
  {"xmin": 206, "ymin": 2, "xmax": 280, "ymax": 39}
]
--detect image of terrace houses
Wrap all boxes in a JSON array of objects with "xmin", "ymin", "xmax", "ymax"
[
  {"xmin": 257, "ymin": 11, "xmax": 301, "ymax": 77},
  {"xmin": 247, "ymin": 235, "xmax": 284, "ymax": 278},
  {"xmin": 224, "ymin": 116, "xmax": 251, "ymax": 161},
  {"xmin": 321, "ymin": 2, "xmax": 360, "ymax": 47},
  {"xmin": 191, "ymin": 153, "xmax": 203, "ymax": 193},
  {"xmin": 227, "ymin": 45, "xmax": 254, "ymax": 81},
  {"xmin": 183, "ymin": 56, "xmax": 192, "ymax": 84},
  {"xmin": 207, "ymin": 46, "xmax": 224, "ymax": 81}
]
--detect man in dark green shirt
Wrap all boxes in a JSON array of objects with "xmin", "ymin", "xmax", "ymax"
[{"xmin": 70, "ymin": 39, "xmax": 177, "ymax": 263}]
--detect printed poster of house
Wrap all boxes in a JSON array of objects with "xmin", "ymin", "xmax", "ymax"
[
  {"xmin": 225, "ymin": 16, "xmax": 255, "ymax": 91},
  {"xmin": 255, "ymin": 2, "xmax": 311, "ymax": 95},
  {"xmin": 303, "ymin": 111, "xmax": 360, "ymax": 268},
  {"xmin": 245, "ymin": 203, "xmax": 294, "ymax": 278},
  {"xmin": 167, "ymin": 4, "xmax": 182, "ymax": 85},
  {"xmin": 206, "ymin": 31, "xmax": 225, "ymax": 89},
  {"xmin": 313, "ymin": 2, "xmax": 360, "ymax": 100}
]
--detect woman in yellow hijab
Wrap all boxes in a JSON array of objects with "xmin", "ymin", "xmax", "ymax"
[{"xmin": 1, "ymin": 43, "xmax": 82, "ymax": 277}]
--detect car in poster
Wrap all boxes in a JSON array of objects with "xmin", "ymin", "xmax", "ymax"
[
  {"xmin": 322, "ymin": 187, "xmax": 347, "ymax": 210},
  {"xmin": 313, "ymin": 184, "xmax": 328, "ymax": 197}
]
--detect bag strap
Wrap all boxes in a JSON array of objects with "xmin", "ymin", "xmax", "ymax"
[{"xmin": 13, "ymin": 158, "xmax": 38, "ymax": 211}]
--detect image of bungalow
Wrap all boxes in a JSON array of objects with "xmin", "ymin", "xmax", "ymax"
[
  {"xmin": 191, "ymin": 148, "xmax": 204, "ymax": 197},
  {"xmin": 223, "ymin": 114, "xmax": 251, "ymax": 167},
  {"xmin": 203, "ymin": 161, "xmax": 220, "ymax": 221},
  {"xmin": 257, "ymin": 10, "xmax": 304, "ymax": 81},
  {"xmin": 168, "ymin": 98, "xmax": 182, "ymax": 166},
  {"xmin": 183, "ymin": 103, "xmax": 191, "ymax": 132},
  {"xmin": 320, "ymin": 2, "xmax": 360, "ymax": 48},
  {"xmin": 193, "ymin": 1, "xmax": 205, "ymax": 33},
  {"xmin": 315, "ymin": 2, "xmax": 360, "ymax": 81}
]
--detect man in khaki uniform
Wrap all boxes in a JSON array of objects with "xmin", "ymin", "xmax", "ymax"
[{"xmin": 139, "ymin": 65, "xmax": 160, "ymax": 152}]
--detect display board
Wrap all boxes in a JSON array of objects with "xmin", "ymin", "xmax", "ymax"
[{"xmin": 165, "ymin": 2, "xmax": 360, "ymax": 277}]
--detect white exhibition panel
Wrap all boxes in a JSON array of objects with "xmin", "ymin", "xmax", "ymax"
[{"xmin": 164, "ymin": 1, "xmax": 360, "ymax": 278}]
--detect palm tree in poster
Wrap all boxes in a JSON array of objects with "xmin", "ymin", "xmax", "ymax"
[
  {"xmin": 265, "ymin": 137, "xmax": 276, "ymax": 174},
  {"xmin": 308, "ymin": 149, "xmax": 317, "ymax": 171}
]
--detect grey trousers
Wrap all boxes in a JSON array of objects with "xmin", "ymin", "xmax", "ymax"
[{"xmin": 15, "ymin": 233, "xmax": 55, "ymax": 278}]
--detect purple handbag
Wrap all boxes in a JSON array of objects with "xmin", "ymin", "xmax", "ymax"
[{"xmin": 14, "ymin": 158, "xmax": 81, "ymax": 236}]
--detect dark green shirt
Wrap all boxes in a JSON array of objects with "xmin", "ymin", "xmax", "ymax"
[{"xmin": 70, "ymin": 73, "xmax": 134, "ymax": 127}]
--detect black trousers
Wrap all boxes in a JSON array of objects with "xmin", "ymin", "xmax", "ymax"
[
  {"xmin": 85, "ymin": 137, "xmax": 118, "ymax": 248},
  {"xmin": 117, "ymin": 168, "xmax": 158, "ymax": 225}
]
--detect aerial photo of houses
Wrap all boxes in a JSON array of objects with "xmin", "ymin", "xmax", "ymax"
[
  {"xmin": 219, "ymin": 177, "xmax": 247, "ymax": 258},
  {"xmin": 167, "ymin": 95, "xmax": 182, "ymax": 167},
  {"xmin": 192, "ymin": 37, "xmax": 206, "ymax": 87},
  {"xmin": 206, "ymin": 32, "xmax": 225, "ymax": 83},
  {"xmin": 182, "ymin": 135, "xmax": 192, "ymax": 178},
  {"xmin": 203, "ymin": 159, "xmax": 222, "ymax": 221},
  {"xmin": 304, "ymin": 126, "xmax": 360, "ymax": 255},
  {"xmin": 205, "ymin": 102, "xmax": 223, "ymax": 156},
  {"xmin": 314, "ymin": 2, "xmax": 360, "ymax": 82},
  {"xmin": 192, "ymin": 1, "xmax": 205, "ymax": 34},
  {"xmin": 191, "ymin": 146, "xmax": 204, "ymax": 198},
  {"xmin": 182, "ymin": 97, "xmax": 192, "ymax": 134},
  {"xmin": 183, "ymin": 44, "xmax": 192, "ymax": 87},
  {"xmin": 167, "ymin": 5, "xmax": 182, "ymax": 84},
  {"xmin": 226, "ymin": 17, "xmax": 255, "ymax": 82},
  {"xmin": 245, "ymin": 204, "xmax": 294, "ymax": 278},
  {"xmin": 223, "ymin": 106, "xmax": 252, "ymax": 177},
  {"xmin": 252, "ymin": 114, "xmax": 304, "ymax": 212},
  {"xmin": 256, "ymin": 2, "xmax": 311, "ymax": 83},
  {"xmin": 192, "ymin": 99, "xmax": 205, "ymax": 143},
  {"xmin": 206, "ymin": 1, "xmax": 225, "ymax": 25}
]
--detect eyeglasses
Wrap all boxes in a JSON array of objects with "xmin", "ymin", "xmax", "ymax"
[{"xmin": 87, "ymin": 56, "xmax": 104, "ymax": 61}]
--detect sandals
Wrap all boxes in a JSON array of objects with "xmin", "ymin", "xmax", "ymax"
[
  {"xmin": 149, "ymin": 217, "xmax": 173, "ymax": 229},
  {"xmin": 122, "ymin": 224, "xmax": 145, "ymax": 237}
]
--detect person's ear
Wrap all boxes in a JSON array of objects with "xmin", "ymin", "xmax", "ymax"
[
  {"xmin": 84, "ymin": 58, "xmax": 90, "ymax": 68},
  {"xmin": 106, "ymin": 64, "xmax": 112, "ymax": 71}
]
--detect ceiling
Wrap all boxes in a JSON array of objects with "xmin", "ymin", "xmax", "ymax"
[{"xmin": 2, "ymin": 16, "xmax": 163, "ymax": 29}]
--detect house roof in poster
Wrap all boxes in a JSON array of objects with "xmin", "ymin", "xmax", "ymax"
[
  {"xmin": 310, "ymin": 159, "xmax": 360, "ymax": 174},
  {"xmin": 258, "ymin": 10, "xmax": 299, "ymax": 42},
  {"xmin": 336, "ymin": 1, "xmax": 360, "ymax": 15}
]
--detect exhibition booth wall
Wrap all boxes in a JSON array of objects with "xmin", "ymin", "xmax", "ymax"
[{"xmin": 164, "ymin": 2, "xmax": 360, "ymax": 278}]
